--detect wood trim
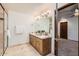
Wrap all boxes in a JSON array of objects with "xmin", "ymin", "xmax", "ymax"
[
  {"xmin": 0, "ymin": 3, "xmax": 8, "ymax": 56},
  {"xmin": 54, "ymin": 3, "xmax": 58, "ymax": 56},
  {"xmin": 54, "ymin": 40, "xmax": 58, "ymax": 56},
  {"xmin": 0, "ymin": 18, "xmax": 4, "ymax": 20},
  {"xmin": 0, "ymin": 3, "xmax": 8, "ymax": 15},
  {"xmin": 58, "ymin": 3, "xmax": 77, "ymax": 11},
  {"xmin": 3, "ymin": 11, "xmax": 5, "ymax": 56},
  {"xmin": 78, "ymin": 3, "xmax": 79, "ymax": 56}
]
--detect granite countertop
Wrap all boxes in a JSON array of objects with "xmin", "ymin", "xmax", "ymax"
[{"xmin": 30, "ymin": 32, "xmax": 51, "ymax": 39}]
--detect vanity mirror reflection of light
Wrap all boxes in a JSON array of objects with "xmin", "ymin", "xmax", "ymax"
[{"xmin": 32, "ymin": 10, "xmax": 52, "ymax": 36}]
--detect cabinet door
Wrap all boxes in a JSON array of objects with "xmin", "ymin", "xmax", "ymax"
[
  {"xmin": 30, "ymin": 35, "xmax": 35, "ymax": 47},
  {"xmin": 33, "ymin": 37, "xmax": 36, "ymax": 47},
  {"xmin": 29, "ymin": 35, "xmax": 33, "ymax": 45},
  {"xmin": 36, "ymin": 38, "xmax": 43, "ymax": 54},
  {"xmin": 43, "ymin": 39, "xmax": 51, "ymax": 54}
]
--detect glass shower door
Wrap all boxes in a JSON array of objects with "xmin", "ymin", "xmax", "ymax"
[
  {"xmin": 0, "ymin": 4, "xmax": 4, "ymax": 56},
  {"xmin": 4, "ymin": 11, "xmax": 8, "ymax": 52},
  {"xmin": 0, "ymin": 19, "xmax": 4, "ymax": 55}
]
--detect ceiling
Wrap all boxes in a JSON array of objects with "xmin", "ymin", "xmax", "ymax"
[
  {"xmin": 58, "ymin": 4, "xmax": 78, "ymax": 18},
  {"xmin": 2, "ymin": 3, "xmax": 53, "ymax": 16},
  {"xmin": 2, "ymin": 3, "xmax": 43, "ymax": 13}
]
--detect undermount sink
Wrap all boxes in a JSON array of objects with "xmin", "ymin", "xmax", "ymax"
[
  {"xmin": 30, "ymin": 32, "xmax": 51, "ymax": 39},
  {"xmin": 35, "ymin": 30, "xmax": 48, "ymax": 36}
]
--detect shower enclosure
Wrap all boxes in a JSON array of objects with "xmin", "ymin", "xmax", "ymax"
[{"xmin": 0, "ymin": 4, "xmax": 8, "ymax": 56}]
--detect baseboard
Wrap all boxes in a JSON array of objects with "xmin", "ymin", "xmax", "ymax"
[
  {"xmin": 55, "ymin": 38, "xmax": 78, "ymax": 42},
  {"xmin": 8, "ymin": 42, "xmax": 29, "ymax": 48},
  {"xmin": 68, "ymin": 39, "xmax": 78, "ymax": 42}
]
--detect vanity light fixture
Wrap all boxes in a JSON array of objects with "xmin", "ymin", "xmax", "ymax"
[
  {"xmin": 35, "ymin": 16, "xmax": 41, "ymax": 20},
  {"xmin": 34, "ymin": 10, "xmax": 51, "ymax": 19},
  {"xmin": 74, "ymin": 9, "xmax": 79, "ymax": 16}
]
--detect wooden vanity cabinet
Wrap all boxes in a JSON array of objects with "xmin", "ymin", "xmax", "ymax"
[{"xmin": 29, "ymin": 34, "xmax": 51, "ymax": 56}]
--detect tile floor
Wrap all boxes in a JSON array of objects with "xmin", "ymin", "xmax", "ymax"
[
  {"xmin": 4, "ymin": 43, "xmax": 54, "ymax": 56},
  {"xmin": 57, "ymin": 39, "xmax": 78, "ymax": 56}
]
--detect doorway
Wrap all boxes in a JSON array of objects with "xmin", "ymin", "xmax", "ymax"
[{"xmin": 60, "ymin": 22, "xmax": 68, "ymax": 39}]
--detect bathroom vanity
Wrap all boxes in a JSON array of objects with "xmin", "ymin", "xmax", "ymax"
[{"xmin": 29, "ymin": 33, "xmax": 51, "ymax": 56}]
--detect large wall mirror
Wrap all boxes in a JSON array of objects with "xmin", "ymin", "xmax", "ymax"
[{"xmin": 55, "ymin": 3, "xmax": 78, "ymax": 56}]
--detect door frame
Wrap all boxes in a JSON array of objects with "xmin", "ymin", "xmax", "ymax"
[
  {"xmin": 78, "ymin": 3, "xmax": 79, "ymax": 56},
  {"xmin": 0, "ymin": 3, "xmax": 8, "ymax": 56}
]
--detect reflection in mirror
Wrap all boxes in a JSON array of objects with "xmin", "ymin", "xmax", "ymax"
[
  {"xmin": 32, "ymin": 10, "xmax": 52, "ymax": 36},
  {"xmin": 55, "ymin": 3, "xmax": 78, "ymax": 56}
]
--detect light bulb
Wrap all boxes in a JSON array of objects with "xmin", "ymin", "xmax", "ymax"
[
  {"xmin": 75, "ymin": 9, "xmax": 79, "ymax": 13},
  {"xmin": 74, "ymin": 9, "xmax": 79, "ymax": 16}
]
